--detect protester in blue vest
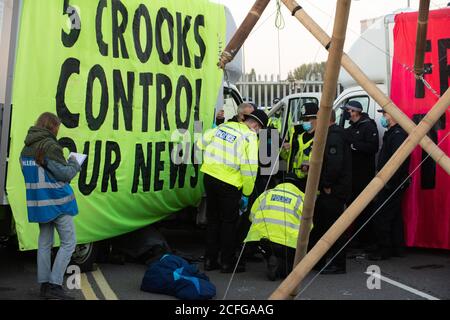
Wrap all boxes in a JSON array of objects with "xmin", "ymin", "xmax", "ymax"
[{"xmin": 20, "ymin": 112, "xmax": 81, "ymax": 300}]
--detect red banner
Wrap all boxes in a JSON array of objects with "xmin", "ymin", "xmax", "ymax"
[{"xmin": 390, "ymin": 9, "xmax": 450, "ymax": 249}]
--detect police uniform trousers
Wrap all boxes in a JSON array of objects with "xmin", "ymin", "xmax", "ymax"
[
  {"xmin": 350, "ymin": 181, "xmax": 376, "ymax": 248},
  {"xmin": 372, "ymin": 189, "xmax": 405, "ymax": 254},
  {"xmin": 309, "ymin": 193, "xmax": 347, "ymax": 270},
  {"xmin": 204, "ymin": 174, "xmax": 241, "ymax": 266}
]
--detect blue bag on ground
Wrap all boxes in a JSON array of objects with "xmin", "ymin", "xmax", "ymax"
[{"xmin": 140, "ymin": 254, "xmax": 216, "ymax": 300}]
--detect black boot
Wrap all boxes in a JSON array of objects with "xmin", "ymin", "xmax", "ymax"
[
  {"xmin": 266, "ymin": 255, "xmax": 279, "ymax": 281},
  {"xmin": 321, "ymin": 264, "xmax": 346, "ymax": 275},
  {"xmin": 220, "ymin": 260, "xmax": 246, "ymax": 273},
  {"xmin": 43, "ymin": 284, "xmax": 75, "ymax": 300},
  {"xmin": 204, "ymin": 258, "xmax": 221, "ymax": 271},
  {"xmin": 39, "ymin": 282, "xmax": 50, "ymax": 299},
  {"xmin": 368, "ymin": 248, "xmax": 392, "ymax": 261}
]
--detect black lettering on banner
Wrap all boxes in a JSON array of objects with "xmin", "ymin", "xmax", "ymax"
[
  {"xmin": 154, "ymin": 142, "xmax": 165, "ymax": 191},
  {"xmin": 155, "ymin": 8, "xmax": 174, "ymax": 65},
  {"xmin": 58, "ymin": 137, "xmax": 77, "ymax": 154},
  {"xmin": 175, "ymin": 76, "xmax": 193, "ymax": 130},
  {"xmin": 438, "ymin": 38, "xmax": 450, "ymax": 96},
  {"xmin": 102, "ymin": 141, "xmax": 121, "ymax": 192},
  {"xmin": 56, "ymin": 58, "xmax": 80, "ymax": 128},
  {"xmin": 194, "ymin": 79, "xmax": 202, "ymax": 121},
  {"xmin": 113, "ymin": 70, "xmax": 134, "ymax": 131},
  {"xmin": 412, "ymin": 114, "xmax": 446, "ymax": 189},
  {"xmin": 415, "ymin": 40, "xmax": 432, "ymax": 99},
  {"xmin": 132, "ymin": 143, "xmax": 152, "ymax": 193},
  {"xmin": 79, "ymin": 141, "xmax": 102, "ymax": 196},
  {"xmin": 140, "ymin": 73, "xmax": 154, "ymax": 132},
  {"xmin": 96, "ymin": 0, "xmax": 108, "ymax": 56},
  {"xmin": 190, "ymin": 144, "xmax": 199, "ymax": 188},
  {"xmin": 112, "ymin": 0, "xmax": 129, "ymax": 59},
  {"xmin": 176, "ymin": 13, "xmax": 192, "ymax": 67},
  {"xmin": 62, "ymin": 0, "xmax": 81, "ymax": 48},
  {"xmin": 86, "ymin": 65, "xmax": 109, "ymax": 131},
  {"xmin": 155, "ymin": 73, "xmax": 172, "ymax": 132},
  {"xmin": 133, "ymin": 4, "xmax": 153, "ymax": 63},
  {"xmin": 194, "ymin": 15, "xmax": 206, "ymax": 69},
  {"xmin": 169, "ymin": 142, "xmax": 187, "ymax": 189}
]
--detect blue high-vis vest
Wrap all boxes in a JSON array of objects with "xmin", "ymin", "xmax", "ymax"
[{"xmin": 20, "ymin": 156, "xmax": 78, "ymax": 223}]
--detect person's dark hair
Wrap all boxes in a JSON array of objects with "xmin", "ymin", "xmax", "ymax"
[
  {"xmin": 35, "ymin": 112, "xmax": 61, "ymax": 134},
  {"xmin": 34, "ymin": 113, "xmax": 61, "ymax": 166}
]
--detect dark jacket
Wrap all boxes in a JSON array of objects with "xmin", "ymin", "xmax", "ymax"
[
  {"xmin": 345, "ymin": 113, "xmax": 379, "ymax": 192},
  {"xmin": 320, "ymin": 124, "xmax": 352, "ymax": 202},
  {"xmin": 377, "ymin": 124, "xmax": 410, "ymax": 192}
]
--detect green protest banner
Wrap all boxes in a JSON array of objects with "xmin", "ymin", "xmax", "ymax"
[{"xmin": 7, "ymin": 0, "xmax": 226, "ymax": 250}]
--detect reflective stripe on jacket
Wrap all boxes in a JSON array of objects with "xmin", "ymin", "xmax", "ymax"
[
  {"xmin": 21, "ymin": 156, "xmax": 78, "ymax": 223},
  {"xmin": 197, "ymin": 122, "xmax": 259, "ymax": 196},
  {"xmin": 245, "ymin": 183, "xmax": 304, "ymax": 248}
]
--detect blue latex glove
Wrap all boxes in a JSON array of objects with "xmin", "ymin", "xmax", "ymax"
[{"xmin": 240, "ymin": 196, "xmax": 249, "ymax": 212}]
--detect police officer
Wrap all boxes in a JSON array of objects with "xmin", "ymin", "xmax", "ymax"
[
  {"xmin": 343, "ymin": 100, "xmax": 379, "ymax": 248},
  {"xmin": 198, "ymin": 109, "xmax": 269, "ymax": 273},
  {"xmin": 309, "ymin": 110, "xmax": 352, "ymax": 274},
  {"xmin": 369, "ymin": 110, "xmax": 410, "ymax": 260},
  {"xmin": 281, "ymin": 102, "xmax": 319, "ymax": 192},
  {"xmin": 244, "ymin": 174, "xmax": 304, "ymax": 280}
]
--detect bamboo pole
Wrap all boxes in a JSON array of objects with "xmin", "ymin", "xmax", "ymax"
[
  {"xmin": 270, "ymin": 86, "xmax": 450, "ymax": 300},
  {"xmin": 414, "ymin": 0, "xmax": 430, "ymax": 77},
  {"xmin": 280, "ymin": 0, "xmax": 450, "ymax": 175},
  {"xmin": 218, "ymin": 0, "xmax": 271, "ymax": 69},
  {"xmin": 293, "ymin": 0, "xmax": 351, "ymax": 281}
]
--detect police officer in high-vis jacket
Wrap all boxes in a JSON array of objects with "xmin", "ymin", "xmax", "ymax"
[
  {"xmin": 244, "ymin": 174, "xmax": 304, "ymax": 281},
  {"xmin": 281, "ymin": 102, "xmax": 319, "ymax": 192},
  {"xmin": 198, "ymin": 109, "xmax": 269, "ymax": 273}
]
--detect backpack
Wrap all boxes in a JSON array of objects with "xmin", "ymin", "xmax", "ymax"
[{"xmin": 140, "ymin": 254, "xmax": 216, "ymax": 300}]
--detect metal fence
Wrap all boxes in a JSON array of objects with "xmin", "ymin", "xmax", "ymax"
[{"xmin": 236, "ymin": 74, "xmax": 343, "ymax": 108}]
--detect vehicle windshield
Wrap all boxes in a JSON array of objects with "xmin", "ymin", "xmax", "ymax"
[
  {"xmin": 335, "ymin": 96, "xmax": 370, "ymax": 128},
  {"xmin": 290, "ymin": 97, "xmax": 320, "ymax": 125}
]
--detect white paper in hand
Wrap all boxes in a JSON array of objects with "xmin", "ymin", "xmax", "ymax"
[{"xmin": 68, "ymin": 152, "xmax": 87, "ymax": 166}]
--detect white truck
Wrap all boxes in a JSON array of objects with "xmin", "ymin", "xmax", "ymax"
[{"xmin": 333, "ymin": 10, "xmax": 403, "ymax": 142}]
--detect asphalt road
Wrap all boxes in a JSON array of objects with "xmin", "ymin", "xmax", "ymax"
[{"xmin": 0, "ymin": 228, "xmax": 449, "ymax": 300}]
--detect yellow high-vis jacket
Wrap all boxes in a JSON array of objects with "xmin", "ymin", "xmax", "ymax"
[
  {"xmin": 244, "ymin": 182, "xmax": 304, "ymax": 249},
  {"xmin": 281, "ymin": 131, "xmax": 313, "ymax": 179},
  {"xmin": 197, "ymin": 122, "xmax": 259, "ymax": 197}
]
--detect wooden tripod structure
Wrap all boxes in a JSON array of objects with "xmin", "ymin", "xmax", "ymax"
[
  {"xmin": 291, "ymin": 0, "xmax": 351, "ymax": 287},
  {"xmin": 218, "ymin": 0, "xmax": 450, "ymax": 300},
  {"xmin": 414, "ymin": 0, "xmax": 431, "ymax": 77}
]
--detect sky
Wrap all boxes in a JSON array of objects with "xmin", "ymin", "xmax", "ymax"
[{"xmin": 213, "ymin": 0, "xmax": 449, "ymax": 79}]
